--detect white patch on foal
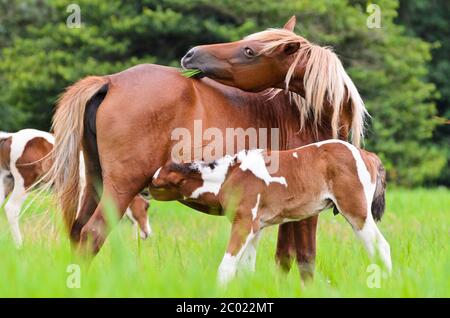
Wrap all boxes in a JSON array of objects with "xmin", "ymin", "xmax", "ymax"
[
  {"xmin": 125, "ymin": 208, "xmax": 152, "ymax": 239},
  {"xmin": 218, "ymin": 253, "xmax": 238, "ymax": 285},
  {"xmin": 292, "ymin": 152, "xmax": 298, "ymax": 158},
  {"xmin": 152, "ymin": 167, "xmax": 162, "ymax": 180},
  {"xmin": 356, "ymin": 214, "xmax": 392, "ymax": 273},
  {"xmin": 239, "ymin": 231, "xmax": 261, "ymax": 273},
  {"xmin": 218, "ymin": 230, "xmax": 259, "ymax": 285},
  {"xmin": 0, "ymin": 132, "xmax": 13, "ymax": 140},
  {"xmin": 237, "ymin": 149, "xmax": 287, "ymax": 187},
  {"xmin": 251, "ymin": 194, "xmax": 261, "ymax": 220},
  {"xmin": 217, "ymin": 194, "xmax": 263, "ymax": 285},
  {"xmin": 190, "ymin": 155, "xmax": 235, "ymax": 199}
]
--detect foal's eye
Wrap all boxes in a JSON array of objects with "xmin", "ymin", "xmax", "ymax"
[{"xmin": 244, "ymin": 47, "xmax": 255, "ymax": 58}]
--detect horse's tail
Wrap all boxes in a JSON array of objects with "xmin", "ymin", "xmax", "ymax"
[
  {"xmin": 45, "ymin": 76, "xmax": 109, "ymax": 232},
  {"xmin": 371, "ymin": 162, "xmax": 386, "ymax": 222}
]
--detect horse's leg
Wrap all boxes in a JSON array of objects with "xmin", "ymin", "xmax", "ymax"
[
  {"xmin": 79, "ymin": 175, "xmax": 144, "ymax": 255},
  {"xmin": 70, "ymin": 183, "xmax": 98, "ymax": 243},
  {"xmin": 4, "ymin": 175, "xmax": 27, "ymax": 247},
  {"xmin": 71, "ymin": 137, "xmax": 103, "ymax": 244},
  {"xmin": 293, "ymin": 216, "xmax": 318, "ymax": 282},
  {"xmin": 126, "ymin": 195, "xmax": 152, "ymax": 239},
  {"xmin": 275, "ymin": 223, "xmax": 296, "ymax": 272}
]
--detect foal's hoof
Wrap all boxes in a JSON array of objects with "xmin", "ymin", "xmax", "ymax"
[
  {"xmin": 139, "ymin": 222, "xmax": 152, "ymax": 240},
  {"xmin": 139, "ymin": 230, "xmax": 151, "ymax": 240}
]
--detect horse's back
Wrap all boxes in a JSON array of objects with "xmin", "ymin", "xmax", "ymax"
[{"xmin": 106, "ymin": 63, "xmax": 255, "ymax": 109}]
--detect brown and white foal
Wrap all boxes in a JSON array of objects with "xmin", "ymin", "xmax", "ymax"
[
  {"xmin": 0, "ymin": 129, "xmax": 151, "ymax": 247},
  {"xmin": 153, "ymin": 139, "xmax": 391, "ymax": 284}
]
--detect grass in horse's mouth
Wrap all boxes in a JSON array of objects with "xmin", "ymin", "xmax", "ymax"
[{"xmin": 180, "ymin": 69, "xmax": 203, "ymax": 78}]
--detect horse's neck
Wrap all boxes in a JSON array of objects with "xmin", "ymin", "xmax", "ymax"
[{"xmin": 242, "ymin": 92, "xmax": 334, "ymax": 148}]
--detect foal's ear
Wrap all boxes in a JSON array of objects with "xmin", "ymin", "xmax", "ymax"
[
  {"xmin": 168, "ymin": 171, "xmax": 185, "ymax": 186},
  {"xmin": 282, "ymin": 42, "xmax": 300, "ymax": 55},
  {"xmin": 283, "ymin": 15, "xmax": 296, "ymax": 32}
]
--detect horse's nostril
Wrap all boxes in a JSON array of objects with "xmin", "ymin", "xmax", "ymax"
[
  {"xmin": 181, "ymin": 48, "xmax": 198, "ymax": 68},
  {"xmin": 185, "ymin": 48, "xmax": 195, "ymax": 60}
]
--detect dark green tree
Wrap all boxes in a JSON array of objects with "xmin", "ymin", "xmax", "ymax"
[{"xmin": 397, "ymin": 0, "xmax": 449, "ymax": 185}]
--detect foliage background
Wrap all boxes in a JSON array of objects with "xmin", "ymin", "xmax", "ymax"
[{"xmin": 0, "ymin": 0, "xmax": 448, "ymax": 186}]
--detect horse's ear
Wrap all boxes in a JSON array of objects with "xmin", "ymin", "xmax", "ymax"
[
  {"xmin": 282, "ymin": 42, "xmax": 300, "ymax": 55},
  {"xmin": 283, "ymin": 15, "xmax": 296, "ymax": 32}
]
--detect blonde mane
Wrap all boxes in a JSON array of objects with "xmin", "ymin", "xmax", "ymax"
[{"xmin": 246, "ymin": 29, "xmax": 368, "ymax": 146}]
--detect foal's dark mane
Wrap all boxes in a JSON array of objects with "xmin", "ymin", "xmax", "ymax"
[
  {"xmin": 169, "ymin": 162, "xmax": 196, "ymax": 175},
  {"xmin": 170, "ymin": 160, "xmax": 224, "ymax": 175}
]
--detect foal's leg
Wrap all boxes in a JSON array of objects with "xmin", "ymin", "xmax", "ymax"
[
  {"xmin": 239, "ymin": 231, "xmax": 261, "ymax": 272},
  {"xmin": 335, "ymin": 192, "xmax": 392, "ymax": 273},
  {"xmin": 218, "ymin": 207, "xmax": 259, "ymax": 285},
  {"xmin": 4, "ymin": 174, "xmax": 14, "ymax": 198},
  {"xmin": 4, "ymin": 175, "xmax": 27, "ymax": 247},
  {"xmin": 126, "ymin": 195, "xmax": 152, "ymax": 239},
  {"xmin": 0, "ymin": 171, "xmax": 9, "ymax": 207},
  {"xmin": 354, "ymin": 213, "xmax": 392, "ymax": 273}
]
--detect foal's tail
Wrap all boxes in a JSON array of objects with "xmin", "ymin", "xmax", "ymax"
[
  {"xmin": 44, "ymin": 76, "xmax": 109, "ymax": 232},
  {"xmin": 371, "ymin": 162, "xmax": 386, "ymax": 222}
]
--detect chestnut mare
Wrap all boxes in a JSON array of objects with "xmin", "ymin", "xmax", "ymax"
[
  {"xmin": 45, "ymin": 17, "xmax": 367, "ymax": 281},
  {"xmin": 0, "ymin": 129, "xmax": 150, "ymax": 247}
]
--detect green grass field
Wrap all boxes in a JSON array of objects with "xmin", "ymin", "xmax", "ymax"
[{"xmin": 0, "ymin": 188, "xmax": 448, "ymax": 297}]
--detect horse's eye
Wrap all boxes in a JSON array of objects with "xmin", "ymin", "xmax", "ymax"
[{"xmin": 244, "ymin": 47, "xmax": 255, "ymax": 58}]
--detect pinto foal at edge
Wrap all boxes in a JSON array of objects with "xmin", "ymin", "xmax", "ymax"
[
  {"xmin": 0, "ymin": 129, "xmax": 151, "ymax": 247},
  {"xmin": 153, "ymin": 139, "xmax": 391, "ymax": 284}
]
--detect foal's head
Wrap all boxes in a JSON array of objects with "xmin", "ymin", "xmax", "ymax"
[
  {"xmin": 181, "ymin": 16, "xmax": 304, "ymax": 92},
  {"xmin": 152, "ymin": 161, "xmax": 203, "ymax": 195}
]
